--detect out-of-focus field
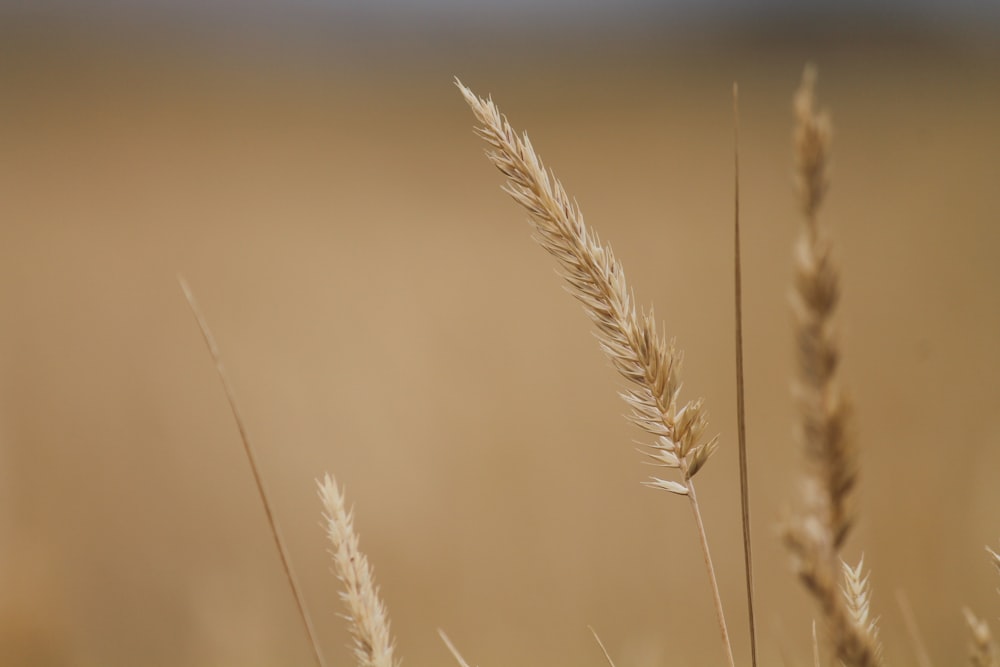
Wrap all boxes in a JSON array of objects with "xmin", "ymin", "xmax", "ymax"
[{"xmin": 1, "ymin": 19, "xmax": 998, "ymax": 667}]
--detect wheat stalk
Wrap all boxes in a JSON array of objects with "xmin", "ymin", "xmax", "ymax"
[
  {"xmin": 588, "ymin": 626, "xmax": 618, "ymax": 667},
  {"xmin": 457, "ymin": 79, "xmax": 733, "ymax": 667},
  {"xmin": 179, "ymin": 277, "xmax": 328, "ymax": 667},
  {"xmin": 781, "ymin": 66, "xmax": 882, "ymax": 667},
  {"xmin": 319, "ymin": 474, "xmax": 398, "ymax": 667},
  {"xmin": 438, "ymin": 629, "xmax": 475, "ymax": 667}
]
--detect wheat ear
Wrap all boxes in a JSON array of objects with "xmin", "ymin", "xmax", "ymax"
[
  {"xmin": 961, "ymin": 543, "xmax": 1000, "ymax": 667},
  {"xmin": 457, "ymin": 79, "xmax": 733, "ymax": 667},
  {"xmin": 781, "ymin": 66, "xmax": 881, "ymax": 667},
  {"xmin": 319, "ymin": 474, "xmax": 398, "ymax": 667}
]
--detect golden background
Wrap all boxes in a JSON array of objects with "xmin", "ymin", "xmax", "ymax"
[{"xmin": 1, "ymin": 13, "xmax": 999, "ymax": 667}]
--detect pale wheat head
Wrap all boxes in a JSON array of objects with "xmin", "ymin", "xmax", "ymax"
[
  {"xmin": 457, "ymin": 79, "xmax": 733, "ymax": 667},
  {"xmin": 456, "ymin": 79, "xmax": 717, "ymax": 490},
  {"xmin": 782, "ymin": 66, "xmax": 881, "ymax": 667},
  {"xmin": 319, "ymin": 474, "xmax": 398, "ymax": 667}
]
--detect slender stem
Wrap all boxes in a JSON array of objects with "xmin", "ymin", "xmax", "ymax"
[
  {"xmin": 812, "ymin": 620, "xmax": 822, "ymax": 667},
  {"xmin": 733, "ymin": 80, "xmax": 759, "ymax": 667},
  {"xmin": 179, "ymin": 276, "xmax": 327, "ymax": 667},
  {"xmin": 588, "ymin": 626, "xmax": 618, "ymax": 667},
  {"xmin": 438, "ymin": 630, "xmax": 473, "ymax": 667},
  {"xmin": 686, "ymin": 478, "xmax": 735, "ymax": 667}
]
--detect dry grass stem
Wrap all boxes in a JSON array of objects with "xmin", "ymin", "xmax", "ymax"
[
  {"xmin": 179, "ymin": 276, "xmax": 327, "ymax": 667},
  {"xmin": 812, "ymin": 620, "xmax": 821, "ymax": 667},
  {"xmin": 438, "ymin": 629, "xmax": 475, "ymax": 667},
  {"xmin": 781, "ymin": 68, "xmax": 881, "ymax": 667},
  {"xmin": 319, "ymin": 474, "xmax": 398, "ymax": 667},
  {"xmin": 963, "ymin": 608, "xmax": 999, "ymax": 667},
  {"xmin": 458, "ymin": 79, "xmax": 734, "ymax": 667},
  {"xmin": 733, "ymin": 80, "xmax": 759, "ymax": 667},
  {"xmin": 989, "ymin": 544, "xmax": 1000, "ymax": 583},
  {"xmin": 588, "ymin": 626, "xmax": 618, "ymax": 667}
]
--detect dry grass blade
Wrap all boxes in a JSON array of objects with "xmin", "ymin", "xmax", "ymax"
[
  {"xmin": 733, "ymin": 80, "xmax": 759, "ymax": 667},
  {"xmin": 319, "ymin": 474, "xmax": 398, "ymax": 667},
  {"xmin": 812, "ymin": 620, "xmax": 821, "ymax": 667},
  {"xmin": 963, "ymin": 608, "xmax": 999, "ymax": 667},
  {"xmin": 457, "ymin": 79, "xmax": 734, "ymax": 667},
  {"xmin": 179, "ymin": 276, "xmax": 327, "ymax": 667},
  {"xmin": 988, "ymin": 543, "xmax": 1000, "ymax": 584},
  {"xmin": 781, "ymin": 67, "xmax": 880, "ymax": 667}
]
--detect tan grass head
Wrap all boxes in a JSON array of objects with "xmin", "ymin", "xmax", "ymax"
[{"xmin": 319, "ymin": 474, "xmax": 398, "ymax": 667}]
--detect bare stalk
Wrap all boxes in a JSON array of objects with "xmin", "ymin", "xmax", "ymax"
[
  {"xmin": 588, "ymin": 626, "xmax": 618, "ymax": 667},
  {"xmin": 687, "ymin": 481, "xmax": 736, "ymax": 667},
  {"xmin": 733, "ymin": 80, "xmax": 759, "ymax": 667},
  {"xmin": 812, "ymin": 620, "xmax": 821, "ymax": 667},
  {"xmin": 179, "ymin": 276, "xmax": 327, "ymax": 667},
  {"xmin": 438, "ymin": 629, "xmax": 474, "ymax": 667}
]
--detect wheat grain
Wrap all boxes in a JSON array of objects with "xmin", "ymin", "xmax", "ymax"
[
  {"xmin": 457, "ymin": 79, "xmax": 733, "ymax": 667},
  {"xmin": 319, "ymin": 474, "xmax": 398, "ymax": 667}
]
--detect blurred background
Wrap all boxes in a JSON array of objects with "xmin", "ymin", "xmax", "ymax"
[{"xmin": 1, "ymin": 1, "xmax": 998, "ymax": 666}]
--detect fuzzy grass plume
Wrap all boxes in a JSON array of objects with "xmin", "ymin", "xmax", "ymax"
[
  {"xmin": 319, "ymin": 474, "xmax": 398, "ymax": 667},
  {"xmin": 457, "ymin": 78, "xmax": 732, "ymax": 667},
  {"xmin": 781, "ymin": 66, "xmax": 882, "ymax": 667}
]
